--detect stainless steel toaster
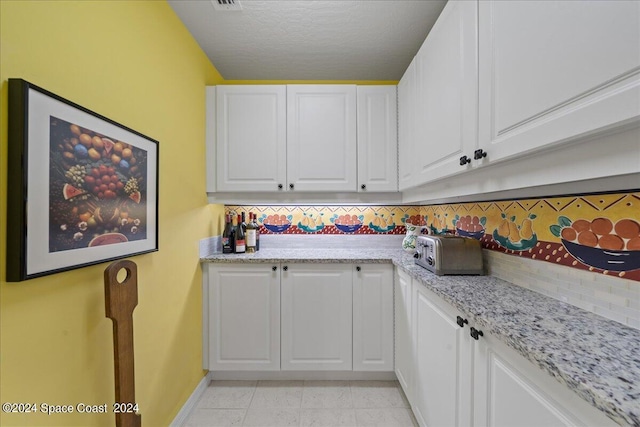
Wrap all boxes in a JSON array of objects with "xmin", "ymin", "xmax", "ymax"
[{"xmin": 414, "ymin": 235, "xmax": 484, "ymax": 275}]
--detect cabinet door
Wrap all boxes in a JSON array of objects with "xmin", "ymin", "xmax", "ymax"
[
  {"xmin": 413, "ymin": 282, "xmax": 472, "ymax": 427},
  {"xmin": 394, "ymin": 269, "xmax": 413, "ymax": 401},
  {"xmin": 357, "ymin": 86, "xmax": 398, "ymax": 192},
  {"xmin": 473, "ymin": 330, "xmax": 616, "ymax": 427},
  {"xmin": 216, "ymin": 85, "xmax": 287, "ymax": 192},
  {"xmin": 281, "ymin": 264, "xmax": 352, "ymax": 370},
  {"xmin": 398, "ymin": 58, "xmax": 417, "ymax": 191},
  {"xmin": 287, "ymin": 85, "xmax": 357, "ymax": 192},
  {"xmin": 353, "ymin": 264, "xmax": 394, "ymax": 371},
  {"xmin": 413, "ymin": 0, "xmax": 478, "ymax": 185},
  {"xmin": 208, "ymin": 263, "xmax": 280, "ymax": 371},
  {"xmin": 478, "ymin": 0, "xmax": 640, "ymax": 164}
]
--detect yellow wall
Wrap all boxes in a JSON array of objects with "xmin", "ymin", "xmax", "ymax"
[{"xmin": 0, "ymin": 1, "xmax": 224, "ymax": 425}]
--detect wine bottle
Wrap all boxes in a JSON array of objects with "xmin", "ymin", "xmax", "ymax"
[
  {"xmin": 251, "ymin": 212, "xmax": 260, "ymax": 251},
  {"xmin": 222, "ymin": 213, "xmax": 233, "ymax": 254},
  {"xmin": 241, "ymin": 211, "xmax": 247, "ymax": 233},
  {"xmin": 234, "ymin": 214, "xmax": 246, "ymax": 253},
  {"xmin": 246, "ymin": 213, "xmax": 257, "ymax": 253},
  {"xmin": 230, "ymin": 213, "xmax": 237, "ymax": 253}
]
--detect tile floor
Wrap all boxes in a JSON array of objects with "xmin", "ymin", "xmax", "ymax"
[{"xmin": 183, "ymin": 380, "xmax": 418, "ymax": 427}]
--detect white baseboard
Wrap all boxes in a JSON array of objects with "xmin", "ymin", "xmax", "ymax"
[
  {"xmin": 170, "ymin": 372, "xmax": 213, "ymax": 427},
  {"xmin": 210, "ymin": 370, "xmax": 397, "ymax": 381}
]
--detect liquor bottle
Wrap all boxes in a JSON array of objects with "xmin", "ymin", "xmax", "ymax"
[
  {"xmin": 251, "ymin": 212, "xmax": 260, "ymax": 251},
  {"xmin": 222, "ymin": 214, "xmax": 233, "ymax": 254},
  {"xmin": 234, "ymin": 214, "xmax": 246, "ymax": 253},
  {"xmin": 246, "ymin": 213, "xmax": 257, "ymax": 253}
]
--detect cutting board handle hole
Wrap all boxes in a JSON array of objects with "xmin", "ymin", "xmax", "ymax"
[{"xmin": 116, "ymin": 267, "xmax": 131, "ymax": 284}]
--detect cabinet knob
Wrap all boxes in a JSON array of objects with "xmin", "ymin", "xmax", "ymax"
[
  {"xmin": 470, "ymin": 327, "xmax": 484, "ymax": 340},
  {"xmin": 474, "ymin": 149, "xmax": 487, "ymax": 160},
  {"xmin": 456, "ymin": 316, "xmax": 468, "ymax": 328},
  {"xmin": 459, "ymin": 155, "xmax": 471, "ymax": 166},
  {"xmin": 361, "ymin": 184, "xmax": 366, "ymax": 190},
  {"xmin": 272, "ymin": 266, "xmax": 277, "ymax": 271},
  {"xmin": 289, "ymin": 183, "xmax": 294, "ymax": 190},
  {"xmin": 356, "ymin": 266, "xmax": 361, "ymax": 272},
  {"xmin": 278, "ymin": 184, "xmax": 283, "ymax": 190},
  {"xmin": 283, "ymin": 266, "xmax": 288, "ymax": 271}
]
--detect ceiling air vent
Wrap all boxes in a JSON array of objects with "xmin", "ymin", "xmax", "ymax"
[{"xmin": 211, "ymin": 0, "xmax": 242, "ymax": 11}]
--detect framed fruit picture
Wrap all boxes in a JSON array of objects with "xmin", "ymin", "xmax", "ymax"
[{"xmin": 6, "ymin": 79, "xmax": 159, "ymax": 281}]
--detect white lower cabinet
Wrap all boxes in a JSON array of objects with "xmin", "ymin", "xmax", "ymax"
[
  {"xmin": 353, "ymin": 264, "xmax": 394, "ymax": 371},
  {"xmin": 473, "ymin": 330, "xmax": 615, "ymax": 427},
  {"xmin": 394, "ymin": 268, "xmax": 414, "ymax": 399},
  {"xmin": 413, "ymin": 283, "xmax": 472, "ymax": 427},
  {"xmin": 207, "ymin": 262, "xmax": 393, "ymax": 373},
  {"xmin": 398, "ymin": 274, "xmax": 616, "ymax": 427},
  {"xmin": 281, "ymin": 264, "xmax": 353, "ymax": 371},
  {"xmin": 207, "ymin": 263, "xmax": 280, "ymax": 371}
]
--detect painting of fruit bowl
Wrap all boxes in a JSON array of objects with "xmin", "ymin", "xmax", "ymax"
[
  {"xmin": 331, "ymin": 214, "xmax": 364, "ymax": 233},
  {"xmin": 47, "ymin": 118, "xmax": 149, "ymax": 253},
  {"xmin": 550, "ymin": 216, "xmax": 640, "ymax": 271},
  {"xmin": 260, "ymin": 214, "xmax": 292, "ymax": 233},
  {"xmin": 6, "ymin": 79, "xmax": 158, "ymax": 281},
  {"xmin": 453, "ymin": 215, "xmax": 486, "ymax": 240},
  {"xmin": 492, "ymin": 213, "xmax": 537, "ymax": 251},
  {"xmin": 298, "ymin": 213, "xmax": 324, "ymax": 233}
]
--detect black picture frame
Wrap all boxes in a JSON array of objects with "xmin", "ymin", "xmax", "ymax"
[{"xmin": 7, "ymin": 79, "xmax": 159, "ymax": 282}]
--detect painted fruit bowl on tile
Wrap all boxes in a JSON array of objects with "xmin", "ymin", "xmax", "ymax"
[
  {"xmin": 453, "ymin": 215, "xmax": 486, "ymax": 240},
  {"xmin": 368, "ymin": 214, "xmax": 394, "ymax": 233},
  {"xmin": 457, "ymin": 229, "xmax": 486, "ymax": 240},
  {"xmin": 551, "ymin": 216, "xmax": 640, "ymax": 271},
  {"xmin": 298, "ymin": 214, "xmax": 324, "ymax": 233},
  {"xmin": 331, "ymin": 214, "xmax": 364, "ymax": 233},
  {"xmin": 260, "ymin": 214, "xmax": 292, "ymax": 233},
  {"xmin": 560, "ymin": 240, "xmax": 640, "ymax": 271},
  {"xmin": 492, "ymin": 231, "xmax": 538, "ymax": 251},
  {"xmin": 492, "ymin": 213, "xmax": 538, "ymax": 251}
]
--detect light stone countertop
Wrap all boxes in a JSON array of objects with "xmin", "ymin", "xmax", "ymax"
[{"xmin": 201, "ymin": 240, "xmax": 640, "ymax": 426}]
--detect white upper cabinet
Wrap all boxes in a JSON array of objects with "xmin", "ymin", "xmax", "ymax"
[
  {"xmin": 397, "ymin": 59, "xmax": 418, "ymax": 191},
  {"xmin": 478, "ymin": 0, "xmax": 640, "ymax": 164},
  {"xmin": 287, "ymin": 85, "xmax": 357, "ymax": 192},
  {"xmin": 216, "ymin": 85, "xmax": 287, "ymax": 192},
  {"xmin": 413, "ymin": 0, "xmax": 479, "ymax": 186},
  {"xmin": 357, "ymin": 86, "xmax": 398, "ymax": 192}
]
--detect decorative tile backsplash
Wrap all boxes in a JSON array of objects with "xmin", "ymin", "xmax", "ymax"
[
  {"xmin": 225, "ymin": 191, "xmax": 640, "ymax": 283},
  {"xmin": 225, "ymin": 205, "xmax": 422, "ymax": 236},
  {"xmin": 421, "ymin": 191, "xmax": 640, "ymax": 282}
]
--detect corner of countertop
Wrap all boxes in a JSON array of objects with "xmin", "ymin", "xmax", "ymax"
[{"xmin": 199, "ymin": 235, "xmax": 221, "ymax": 258}]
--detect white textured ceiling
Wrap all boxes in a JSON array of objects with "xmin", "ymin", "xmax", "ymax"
[{"xmin": 168, "ymin": 0, "xmax": 447, "ymax": 80}]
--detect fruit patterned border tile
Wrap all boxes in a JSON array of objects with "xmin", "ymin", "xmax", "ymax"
[
  {"xmin": 420, "ymin": 191, "xmax": 640, "ymax": 282},
  {"xmin": 225, "ymin": 191, "xmax": 640, "ymax": 282},
  {"xmin": 224, "ymin": 205, "xmax": 423, "ymax": 236}
]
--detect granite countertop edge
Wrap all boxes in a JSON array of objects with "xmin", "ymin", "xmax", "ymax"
[{"xmin": 201, "ymin": 249, "xmax": 639, "ymax": 426}]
